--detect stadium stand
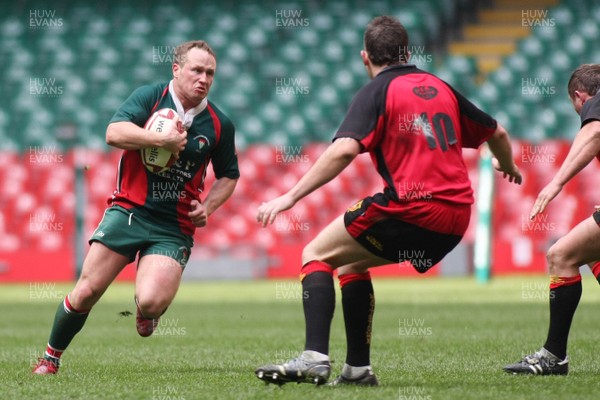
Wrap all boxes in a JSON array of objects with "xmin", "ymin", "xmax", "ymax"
[{"xmin": 1, "ymin": 0, "xmax": 598, "ymax": 281}]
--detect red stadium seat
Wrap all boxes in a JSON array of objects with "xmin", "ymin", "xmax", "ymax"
[
  {"xmin": 244, "ymin": 144, "xmax": 276, "ymax": 168},
  {"xmin": 0, "ymin": 233, "xmax": 20, "ymax": 251},
  {"xmin": 35, "ymin": 231, "xmax": 64, "ymax": 252},
  {"xmin": 253, "ymin": 227, "xmax": 276, "ymax": 248},
  {"xmin": 303, "ymin": 142, "xmax": 328, "ymax": 164},
  {"xmin": 87, "ymin": 162, "xmax": 117, "ymax": 201},
  {"xmin": 42, "ymin": 164, "xmax": 74, "ymax": 201},
  {"xmin": 1, "ymin": 164, "xmax": 27, "ymax": 201}
]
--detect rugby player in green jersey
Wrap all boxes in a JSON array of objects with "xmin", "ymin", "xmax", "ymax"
[{"xmin": 33, "ymin": 40, "xmax": 239, "ymax": 375}]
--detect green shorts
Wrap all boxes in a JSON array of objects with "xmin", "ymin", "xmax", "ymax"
[{"xmin": 89, "ymin": 205, "xmax": 193, "ymax": 269}]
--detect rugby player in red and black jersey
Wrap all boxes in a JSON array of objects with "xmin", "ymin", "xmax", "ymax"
[
  {"xmin": 33, "ymin": 41, "xmax": 239, "ymax": 374},
  {"xmin": 505, "ymin": 64, "xmax": 600, "ymax": 376},
  {"xmin": 255, "ymin": 16, "xmax": 521, "ymax": 386}
]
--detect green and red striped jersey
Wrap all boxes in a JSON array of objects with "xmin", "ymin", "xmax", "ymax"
[{"xmin": 108, "ymin": 81, "xmax": 239, "ymax": 235}]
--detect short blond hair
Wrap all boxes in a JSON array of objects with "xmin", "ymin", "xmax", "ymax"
[{"xmin": 174, "ymin": 40, "xmax": 216, "ymax": 65}]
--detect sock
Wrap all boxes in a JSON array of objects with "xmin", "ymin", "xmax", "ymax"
[
  {"xmin": 591, "ymin": 262, "xmax": 600, "ymax": 285},
  {"xmin": 539, "ymin": 347, "xmax": 559, "ymax": 359},
  {"xmin": 543, "ymin": 275, "xmax": 582, "ymax": 360},
  {"xmin": 301, "ymin": 350, "xmax": 329, "ymax": 362},
  {"xmin": 339, "ymin": 272, "xmax": 374, "ymax": 367},
  {"xmin": 301, "ymin": 260, "xmax": 335, "ymax": 355},
  {"xmin": 341, "ymin": 363, "xmax": 372, "ymax": 379},
  {"xmin": 44, "ymin": 295, "xmax": 90, "ymax": 362}
]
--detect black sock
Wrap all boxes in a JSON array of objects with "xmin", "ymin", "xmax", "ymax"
[
  {"xmin": 342, "ymin": 280, "xmax": 374, "ymax": 367},
  {"xmin": 543, "ymin": 280, "xmax": 582, "ymax": 360},
  {"xmin": 302, "ymin": 271, "xmax": 335, "ymax": 355}
]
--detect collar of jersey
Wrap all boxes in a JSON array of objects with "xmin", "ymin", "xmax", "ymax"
[
  {"xmin": 168, "ymin": 80, "xmax": 208, "ymax": 129},
  {"xmin": 381, "ymin": 63, "xmax": 417, "ymax": 73}
]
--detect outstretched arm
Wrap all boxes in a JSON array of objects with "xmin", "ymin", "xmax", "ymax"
[
  {"xmin": 530, "ymin": 120, "xmax": 600, "ymax": 219},
  {"xmin": 257, "ymin": 138, "xmax": 361, "ymax": 227}
]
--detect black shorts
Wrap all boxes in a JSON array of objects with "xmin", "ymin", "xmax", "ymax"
[
  {"xmin": 344, "ymin": 193, "xmax": 463, "ymax": 273},
  {"xmin": 593, "ymin": 208, "xmax": 600, "ymax": 226}
]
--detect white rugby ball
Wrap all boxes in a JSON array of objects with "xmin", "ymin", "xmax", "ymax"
[{"xmin": 141, "ymin": 108, "xmax": 181, "ymax": 174}]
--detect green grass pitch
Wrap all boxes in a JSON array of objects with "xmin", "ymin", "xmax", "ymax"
[{"xmin": 1, "ymin": 276, "xmax": 599, "ymax": 400}]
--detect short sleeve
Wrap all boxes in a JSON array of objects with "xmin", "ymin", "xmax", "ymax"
[
  {"xmin": 334, "ymin": 82, "xmax": 386, "ymax": 152},
  {"xmin": 211, "ymin": 118, "xmax": 240, "ymax": 180},
  {"xmin": 449, "ymin": 87, "xmax": 498, "ymax": 149},
  {"xmin": 109, "ymin": 84, "xmax": 166, "ymax": 127},
  {"xmin": 581, "ymin": 95, "xmax": 600, "ymax": 128}
]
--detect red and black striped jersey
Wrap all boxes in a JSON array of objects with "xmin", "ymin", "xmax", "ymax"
[
  {"xmin": 581, "ymin": 93, "xmax": 600, "ymax": 127},
  {"xmin": 334, "ymin": 64, "xmax": 496, "ymax": 234}
]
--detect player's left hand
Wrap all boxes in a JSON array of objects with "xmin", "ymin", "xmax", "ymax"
[
  {"xmin": 257, "ymin": 194, "xmax": 296, "ymax": 227},
  {"xmin": 189, "ymin": 199, "xmax": 208, "ymax": 227},
  {"xmin": 492, "ymin": 157, "xmax": 523, "ymax": 185},
  {"xmin": 530, "ymin": 180, "xmax": 562, "ymax": 220}
]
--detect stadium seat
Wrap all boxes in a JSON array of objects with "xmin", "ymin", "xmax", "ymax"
[
  {"xmin": 0, "ymin": 232, "xmax": 20, "ymax": 252},
  {"xmin": 4, "ymin": 0, "xmax": 599, "ymax": 276}
]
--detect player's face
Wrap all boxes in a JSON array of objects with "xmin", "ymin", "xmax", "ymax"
[{"xmin": 173, "ymin": 48, "xmax": 216, "ymax": 107}]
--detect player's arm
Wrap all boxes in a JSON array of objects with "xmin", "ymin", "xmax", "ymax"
[
  {"xmin": 448, "ymin": 84, "xmax": 522, "ymax": 185},
  {"xmin": 189, "ymin": 177, "xmax": 237, "ymax": 227},
  {"xmin": 486, "ymin": 122, "xmax": 522, "ymax": 184},
  {"xmin": 106, "ymin": 121, "xmax": 186, "ymax": 154},
  {"xmin": 257, "ymin": 137, "xmax": 361, "ymax": 227},
  {"xmin": 190, "ymin": 116, "xmax": 239, "ymax": 228},
  {"xmin": 530, "ymin": 120, "xmax": 600, "ymax": 219},
  {"xmin": 202, "ymin": 177, "xmax": 238, "ymax": 216}
]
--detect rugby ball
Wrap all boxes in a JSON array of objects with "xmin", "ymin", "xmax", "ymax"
[{"xmin": 140, "ymin": 108, "xmax": 182, "ymax": 174}]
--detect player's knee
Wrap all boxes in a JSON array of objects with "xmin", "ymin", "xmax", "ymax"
[
  {"xmin": 301, "ymin": 243, "xmax": 320, "ymax": 266},
  {"xmin": 137, "ymin": 296, "xmax": 169, "ymax": 319},
  {"xmin": 546, "ymin": 244, "xmax": 579, "ymax": 276},
  {"xmin": 70, "ymin": 282, "xmax": 101, "ymax": 309}
]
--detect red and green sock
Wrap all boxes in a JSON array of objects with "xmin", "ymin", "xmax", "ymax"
[{"xmin": 43, "ymin": 295, "xmax": 90, "ymax": 364}]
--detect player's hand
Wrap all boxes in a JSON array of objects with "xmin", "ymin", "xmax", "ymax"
[
  {"xmin": 189, "ymin": 199, "xmax": 208, "ymax": 227},
  {"xmin": 492, "ymin": 157, "xmax": 522, "ymax": 184},
  {"xmin": 257, "ymin": 194, "xmax": 296, "ymax": 227},
  {"xmin": 161, "ymin": 124, "xmax": 187, "ymax": 158},
  {"xmin": 530, "ymin": 180, "xmax": 562, "ymax": 220}
]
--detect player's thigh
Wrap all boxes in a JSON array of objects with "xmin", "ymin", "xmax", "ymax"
[
  {"xmin": 71, "ymin": 206, "xmax": 145, "ymax": 306},
  {"xmin": 333, "ymin": 195, "xmax": 462, "ymax": 275},
  {"xmin": 136, "ymin": 255, "xmax": 183, "ymax": 303},
  {"xmin": 71, "ymin": 241, "xmax": 131, "ymax": 308},
  {"xmin": 135, "ymin": 237, "xmax": 191, "ymax": 303},
  {"xmin": 548, "ymin": 215, "xmax": 600, "ymax": 274},
  {"xmin": 338, "ymin": 221, "xmax": 462, "ymax": 276},
  {"xmin": 302, "ymin": 214, "xmax": 391, "ymax": 270}
]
